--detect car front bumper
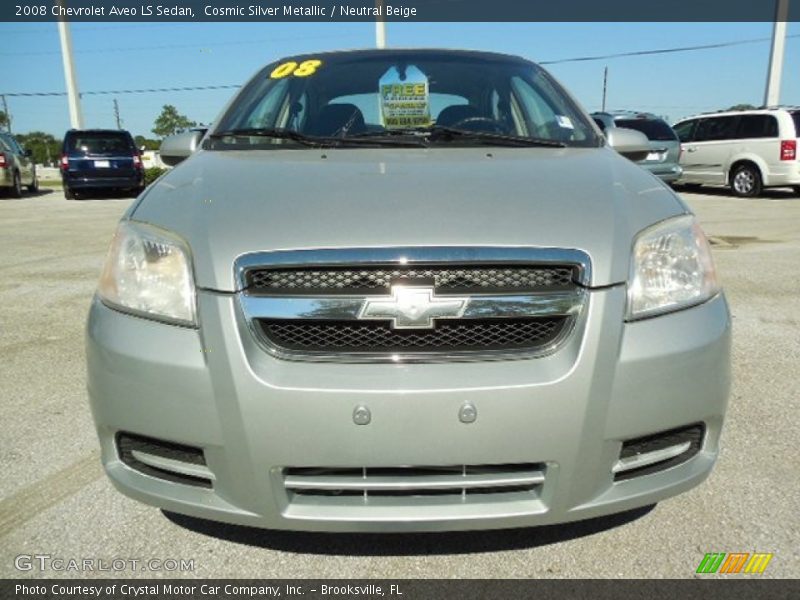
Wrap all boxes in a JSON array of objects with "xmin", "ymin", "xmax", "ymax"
[{"xmin": 86, "ymin": 286, "xmax": 731, "ymax": 532}]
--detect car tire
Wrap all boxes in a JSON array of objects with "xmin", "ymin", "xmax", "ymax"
[
  {"xmin": 64, "ymin": 187, "xmax": 76, "ymax": 200},
  {"xmin": 11, "ymin": 171, "xmax": 23, "ymax": 198},
  {"xmin": 730, "ymin": 164, "xmax": 762, "ymax": 198},
  {"xmin": 27, "ymin": 171, "xmax": 39, "ymax": 193},
  {"xmin": 793, "ymin": 186, "xmax": 800, "ymax": 196}
]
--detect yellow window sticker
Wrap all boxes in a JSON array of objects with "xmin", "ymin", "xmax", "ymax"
[{"xmin": 270, "ymin": 59, "xmax": 323, "ymax": 79}]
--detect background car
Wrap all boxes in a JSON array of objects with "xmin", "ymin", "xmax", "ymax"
[
  {"xmin": 60, "ymin": 129, "xmax": 145, "ymax": 199},
  {"xmin": 673, "ymin": 107, "xmax": 800, "ymax": 197},
  {"xmin": 0, "ymin": 132, "xmax": 38, "ymax": 198},
  {"xmin": 592, "ymin": 111, "xmax": 683, "ymax": 184}
]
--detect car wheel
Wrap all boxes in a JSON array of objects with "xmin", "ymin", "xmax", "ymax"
[
  {"xmin": 793, "ymin": 186, "xmax": 800, "ymax": 196},
  {"xmin": 64, "ymin": 187, "xmax": 76, "ymax": 200},
  {"xmin": 730, "ymin": 164, "xmax": 762, "ymax": 197},
  {"xmin": 11, "ymin": 171, "xmax": 23, "ymax": 198},
  {"xmin": 27, "ymin": 172, "xmax": 39, "ymax": 193}
]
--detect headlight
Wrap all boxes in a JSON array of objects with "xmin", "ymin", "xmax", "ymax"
[
  {"xmin": 627, "ymin": 215, "xmax": 719, "ymax": 320},
  {"xmin": 98, "ymin": 221, "xmax": 197, "ymax": 326}
]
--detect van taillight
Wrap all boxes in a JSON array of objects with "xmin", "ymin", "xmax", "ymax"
[
  {"xmin": 60, "ymin": 154, "xmax": 69, "ymax": 170},
  {"xmin": 133, "ymin": 154, "xmax": 143, "ymax": 169},
  {"xmin": 0, "ymin": 153, "xmax": 6, "ymax": 168},
  {"xmin": 781, "ymin": 140, "xmax": 797, "ymax": 161}
]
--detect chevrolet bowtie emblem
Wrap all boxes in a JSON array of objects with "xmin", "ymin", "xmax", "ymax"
[{"xmin": 358, "ymin": 286, "xmax": 469, "ymax": 329}]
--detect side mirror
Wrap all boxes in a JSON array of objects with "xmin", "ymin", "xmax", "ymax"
[
  {"xmin": 160, "ymin": 129, "xmax": 206, "ymax": 166},
  {"xmin": 606, "ymin": 127, "xmax": 650, "ymax": 162},
  {"xmin": 23, "ymin": 149, "xmax": 33, "ymax": 158}
]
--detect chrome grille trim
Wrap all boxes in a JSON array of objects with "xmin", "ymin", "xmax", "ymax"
[
  {"xmin": 283, "ymin": 464, "xmax": 546, "ymax": 500},
  {"xmin": 234, "ymin": 247, "xmax": 590, "ymax": 363},
  {"xmin": 240, "ymin": 291, "xmax": 585, "ymax": 322}
]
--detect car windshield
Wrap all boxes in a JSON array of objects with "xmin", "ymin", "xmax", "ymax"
[
  {"xmin": 68, "ymin": 133, "xmax": 132, "ymax": 156},
  {"xmin": 614, "ymin": 119, "xmax": 677, "ymax": 142},
  {"xmin": 209, "ymin": 50, "xmax": 600, "ymax": 149}
]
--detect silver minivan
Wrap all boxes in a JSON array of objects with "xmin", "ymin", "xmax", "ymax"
[
  {"xmin": 673, "ymin": 108, "xmax": 800, "ymax": 197},
  {"xmin": 592, "ymin": 112, "xmax": 683, "ymax": 184},
  {"xmin": 87, "ymin": 49, "xmax": 730, "ymax": 532}
]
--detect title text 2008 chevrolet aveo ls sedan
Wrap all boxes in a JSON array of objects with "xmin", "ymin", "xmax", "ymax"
[{"xmin": 87, "ymin": 49, "xmax": 731, "ymax": 532}]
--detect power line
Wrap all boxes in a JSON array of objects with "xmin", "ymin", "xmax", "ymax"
[
  {"xmin": 0, "ymin": 32, "xmax": 356, "ymax": 56},
  {"xmin": 2, "ymin": 84, "xmax": 241, "ymax": 98},
  {"xmin": 539, "ymin": 34, "xmax": 800, "ymax": 65},
  {"xmin": 4, "ymin": 33, "xmax": 799, "ymax": 99}
]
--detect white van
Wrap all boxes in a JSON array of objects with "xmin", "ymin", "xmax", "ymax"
[{"xmin": 673, "ymin": 108, "xmax": 800, "ymax": 197}]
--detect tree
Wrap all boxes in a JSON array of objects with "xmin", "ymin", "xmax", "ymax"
[
  {"xmin": 726, "ymin": 104, "xmax": 757, "ymax": 112},
  {"xmin": 134, "ymin": 135, "xmax": 161, "ymax": 151},
  {"xmin": 0, "ymin": 110, "xmax": 10, "ymax": 132},
  {"xmin": 16, "ymin": 132, "xmax": 60, "ymax": 166},
  {"xmin": 152, "ymin": 105, "xmax": 196, "ymax": 138}
]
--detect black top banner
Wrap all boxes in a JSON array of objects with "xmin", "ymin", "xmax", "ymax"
[{"xmin": 4, "ymin": 0, "xmax": 800, "ymax": 22}]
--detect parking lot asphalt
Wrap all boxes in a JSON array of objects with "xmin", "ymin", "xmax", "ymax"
[{"xmin": 0, "ymin": 186, "xmax": 798, "ymax": 579}]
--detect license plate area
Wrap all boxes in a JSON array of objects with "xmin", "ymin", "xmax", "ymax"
[{"xmin": 94, "ymin": 160, "xmax": 111, "ymax": 168}]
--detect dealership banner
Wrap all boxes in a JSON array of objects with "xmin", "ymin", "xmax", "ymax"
[
  {"xmin": 3, "ymin": 0, "xmax": 800, "ymax": 22},
  {"xmin": 4, "ymin": 579, "xmax": 800, "ymax": 600}
]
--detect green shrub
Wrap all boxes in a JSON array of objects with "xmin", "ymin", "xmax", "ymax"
[{"xmin": 144, "ymin": 167, "xmax": 168, "ymax": 186}]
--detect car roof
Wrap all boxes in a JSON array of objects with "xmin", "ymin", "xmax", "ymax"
[
  {"xmin": 65, "ymin": 129, "xmax": 132, "ymax": 134},
  {"xmin": 676, "ymin": 107, "xmax": 798, "ymax": 123},
  {"xmin": 272, "ymin": 47, "xmax": 535, "ymax": 66},
  {"xmin": 591, "ymin": 111, "xmax": 667, "ymax": 123}
]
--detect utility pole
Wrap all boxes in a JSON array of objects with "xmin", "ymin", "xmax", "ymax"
[
  {"xmin": 601, "ymin": 66, "xmax": 608, "ymax": 112},
  {"xmin": 0, "ymin": 94, "xmax": 11, "ymax": 133},
  {"xmin": 113, "ymin": 99, "xmax": 122, "ymax": 129},
  {"xmin": 375, "ymin": 0, "xmax": 386, "ymax": 48},
  {"xmin": 56, "ymin": 0, "xmax": 84, "ymax": 129},
  {"xmin": 764, "ymin": 0, "xmax": 789, "ymax": 107}
]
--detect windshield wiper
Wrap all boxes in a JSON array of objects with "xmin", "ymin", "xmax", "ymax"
[
  {"xmin": 208, "ymin": 127, "xmax": 425, "ymax": 148},
  {"xmin": 348, "ymin": 126, "xmax": 567, "ymax": 148},
  {"xmin": 209, "ymin": 128, "xmax": 330, "ymax": 147},
  {"xmin": 426, "ymin": 126, "xmax": 567, "ymax": 148}
]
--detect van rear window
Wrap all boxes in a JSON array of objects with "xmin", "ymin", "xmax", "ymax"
[
  {"xmin": 615, "ymin": 119, "xmax": 677, "ymax": 142},
  {"xmin": 791, "ymin": 112, "xmax": 800, "ymax": 138},
  {"xmin": 68, "ymin": 133, "xmax": 132, "ymax": 155}
]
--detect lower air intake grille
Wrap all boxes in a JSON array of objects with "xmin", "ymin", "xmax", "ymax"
[
  {"xmin": 116, "ymin": 432, "xmax": 212, "ymax": 488},
  {"xmin": 283, "ymin": 463, "xmax": 546, "ymax": 500},
  {"xmin": 259, "ymin": 317, "xmax": 566, "ymax": 354},
  {"xmin": 614, "ymin": 423, "xmax": 705, "ymax": 481}
]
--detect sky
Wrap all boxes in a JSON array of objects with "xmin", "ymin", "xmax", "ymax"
[{"xmin": 1, "ymin": 21, "xmax": 798, "ymax": 139}]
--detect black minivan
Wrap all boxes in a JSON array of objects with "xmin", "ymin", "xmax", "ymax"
[{"xmin": 61, "ymin": 129, "xmax": 145, "ymax": 199}]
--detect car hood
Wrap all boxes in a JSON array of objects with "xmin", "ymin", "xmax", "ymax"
[{"xmin": 132, "ymin": 146, "xmax": 687, "ymax": 291}]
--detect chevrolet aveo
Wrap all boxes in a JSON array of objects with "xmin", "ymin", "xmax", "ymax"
[{"xmin": 87, "ymin": 49, "xmax": 731, "ymax": 532}]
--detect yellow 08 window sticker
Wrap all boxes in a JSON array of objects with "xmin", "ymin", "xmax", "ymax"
[{"xmin": 270, "ymin": 59, "xmax": 323, "ymax": 79}]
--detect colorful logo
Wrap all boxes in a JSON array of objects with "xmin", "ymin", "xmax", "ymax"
[{"xmin": 696, "ymin": 553, "xmax": 773, "ymax": 574}]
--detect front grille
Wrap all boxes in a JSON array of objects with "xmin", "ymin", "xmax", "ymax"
[
  {"xmin": 258, "ymin": 317, "xmax": 566, "ymax": 354},
  {"xmin": 283, "ymin": 463, "xmax": 546, "ymax": 501},
  {"xmin": 245, "ymin": 264, "xmax": 577, "ymax": 296}
]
